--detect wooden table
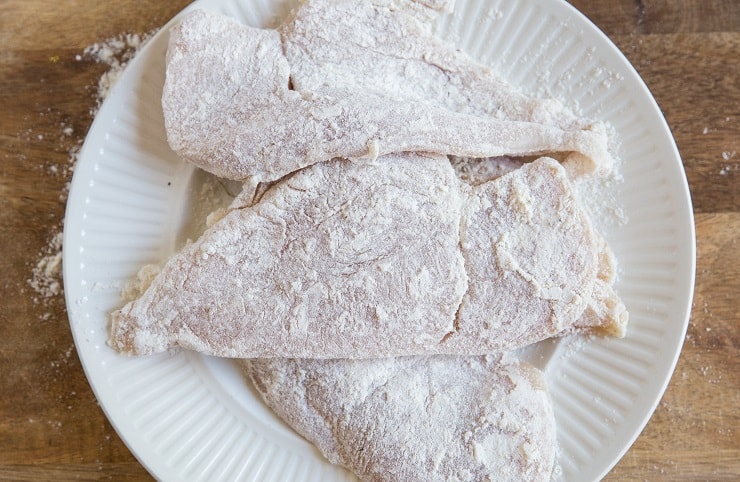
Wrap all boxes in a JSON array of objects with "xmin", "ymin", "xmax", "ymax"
[{"xmin": 1, "ymin": 1, "xmax": 737, "ymax": 480}]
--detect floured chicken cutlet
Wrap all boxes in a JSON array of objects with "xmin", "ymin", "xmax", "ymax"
[
  {"xmin": 162, "ymin": 9, "xmax": 614, "ymax": 191},
  {"xmin": 451, "ymin": 156, "xmax": 628, "ymax": 337},
  {"xmin": 242, "ymin": 355, "xmax": 557, "ymax": 482},
  {"xmin": 113, "ymin": 152, "xmax": 466, "ymax": 356},
  {"xmin": 107, "ymin": 1, "xmax": 634, "ymax": 480},
  {"xmin": 281, "ymin": 0, "xmax": 606, "ymax": 174},
  {"xmin": 110, "ymin": 156, "xmax": 624, "ymax": 357}
]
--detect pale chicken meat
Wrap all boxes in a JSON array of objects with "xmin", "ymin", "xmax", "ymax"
[
  {"xmin": 110, "ymin": 155, "xmax": 616, "ymax": 358},
  {"xmin": 280, "ymin": 0, "xmax": 608, "ymax": 174},
  {"xmin": 162, "ymin": 9, "xmax": 614, "ymax": 191},
  {"xmin": 450, "ymin": 155, "xmax": 628, "ymax": 338},
  {"xmin": 111, "ymin": 2, "xmax": 631, "ymax": 478},
  {"xmin": 572, "ymin": 233, "xmax": 628, "ymax": 337},
  {"xmin": 242, "ymin": 355, "xmax": 557, "ymax": 482}
]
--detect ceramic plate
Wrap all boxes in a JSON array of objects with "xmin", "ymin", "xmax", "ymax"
[{"xmin": 63, "ymin": 0, "xmax": 695, "ymax": 480}]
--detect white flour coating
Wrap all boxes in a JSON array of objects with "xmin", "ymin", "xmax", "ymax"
[
  {"xmin": 162, "ymin": 9, "xmax": 615, "ymax": 189},
  {"xmin": 29, "ymin": 232, "xmax": 64, "ymax": 302},
  {"xmin": 112, "ymin": 153, "xmax": 468, "ymax": 356},
  {"xmin": 572, "ymin": 232, "xmax": 628, "ymax": 337},
  {"xmin": 281, "ymin": 0, "xmax": 595, "ymax": 132},
  {"xmin": 81, "ymin": 0, "xmax": 626, "ymax": 480},
  {"xmin": 242, "ymin": 355, "xmax": 557, "ymax": 482},
  {"xmin": 120, "ymin": 264, "xmax": 161, "ymax": 303},
  {"xmin": 109, "ymin": 156, "xmax": 625, "ymax": 357},
  {"xmin": 449, "ymin": 156, "xmax": 627, "ymax": 338},
  {"xmin": 448, "ymin": 157, "xmax": 628, "ymax": 338},
  {"xmin": 451, "ymin": 154, "xmax": 628, "ymax": 231},
  {"xmin": 450, "ymin": 156, "xmax": 527, "ymax": 186}
]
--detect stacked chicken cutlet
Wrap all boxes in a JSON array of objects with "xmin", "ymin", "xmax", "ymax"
[{"xmin": 109, "ymin": 1, "xmax": 628, "ymax": 480}]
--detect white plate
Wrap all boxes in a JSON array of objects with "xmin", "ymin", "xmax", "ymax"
[{"xmin": 63, "ymin": 0, "xmax": 695, "ymax": 480}]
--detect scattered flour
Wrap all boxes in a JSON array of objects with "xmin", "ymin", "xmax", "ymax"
[
  {"xmin": 81, "ymin": 32, "xmax": 155, "ymax": 108},
  {"xmin": 28, "ymin": 31, "xmax": 154, "ymax": 307},
  {"xmin": 29, "ymin": 232, "xmax": 63, "ymax": 303}
]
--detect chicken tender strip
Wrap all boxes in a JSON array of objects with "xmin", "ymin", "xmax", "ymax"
[
  {"xmin": 281, "ymin": 0, "xmax": 606, "ymax": 156},
  {"xmin": 110, "ymin": 155, "xmax": 608, "ymax": 358},
  {"xmin": 162, "ymin": 10, "xmax": 613, "ymax": 190}
]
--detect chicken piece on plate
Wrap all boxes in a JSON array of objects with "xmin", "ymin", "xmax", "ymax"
[
  {"xmin": 162, "ymin": 9, "xmax": 614, "ymax": 192},
  {"xmin": 242, "ymin": 354, "xmax": 557, "ymax": 482},
  {"xmin": 281, "ymin": 0, "xmax": 600, "ymax": 138},
  {"xmin": 110, "ymin": 156, "xmax": 619, "ymax": 358},
  {"xmin": 448, "ymin": 155, "xmax": 628, "ymax": 339}
]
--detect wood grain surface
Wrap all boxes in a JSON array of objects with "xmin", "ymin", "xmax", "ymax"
[{"xmin": 0, "ymin": 0, "xmax": 737, "ymax": 480}]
